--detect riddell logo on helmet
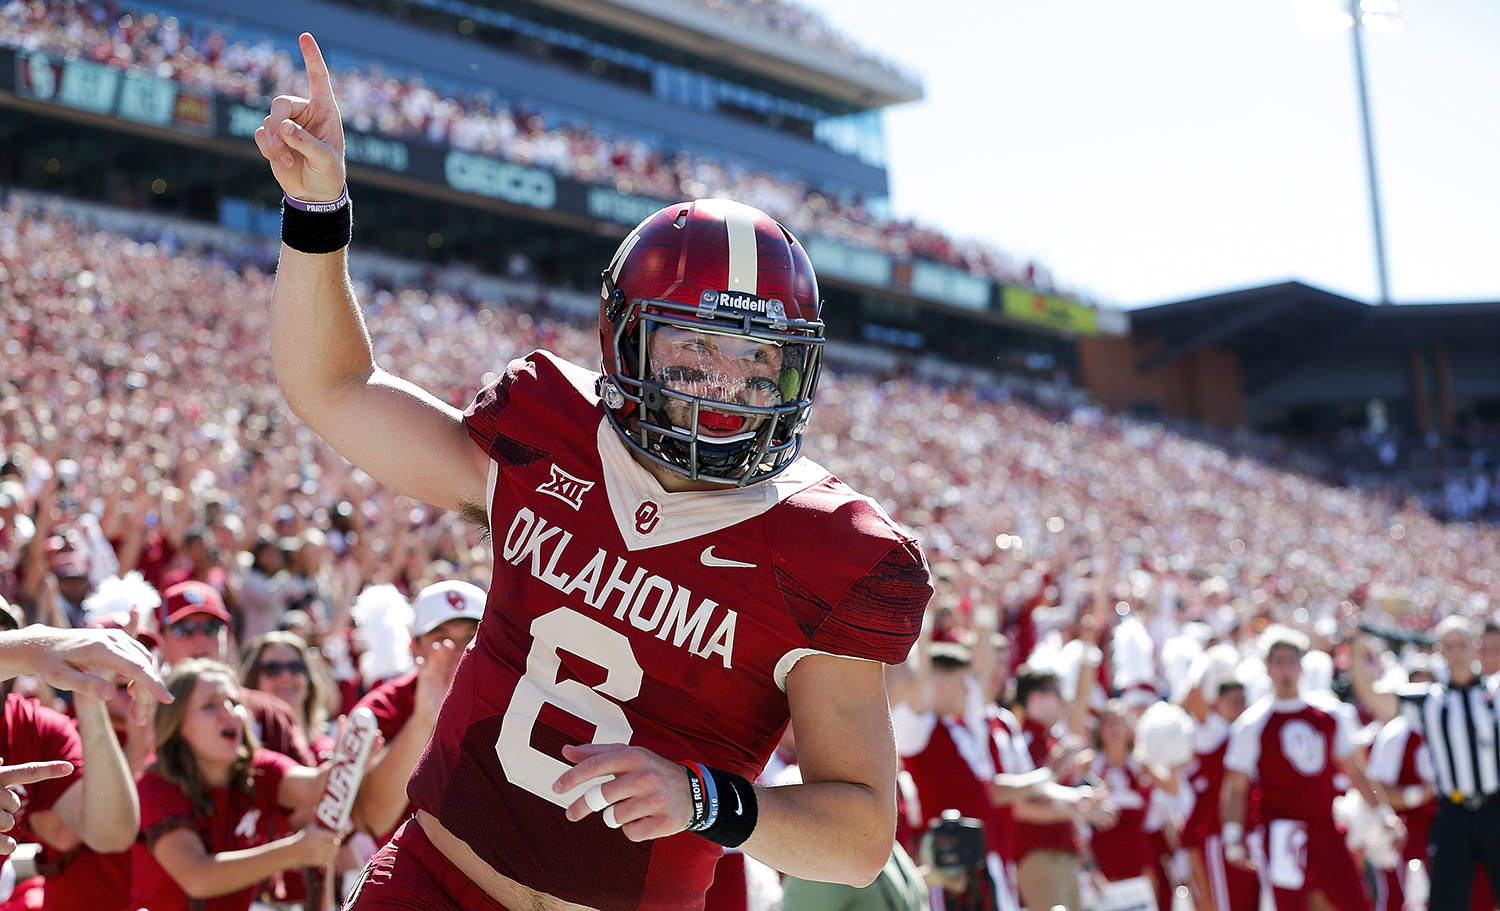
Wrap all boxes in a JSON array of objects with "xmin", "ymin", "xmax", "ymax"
[{"xmin": 699, "ymin": 289, "xmax": 786, "ymax": 321}]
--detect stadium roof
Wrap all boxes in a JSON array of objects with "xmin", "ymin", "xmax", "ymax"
[
  {"xmin": 1129, "ymin": 281, "xmax": 1500, "ymax": 393},
  {"xmin": 538, "ymin": 0, "xmax": 925, "ymax": 108}
]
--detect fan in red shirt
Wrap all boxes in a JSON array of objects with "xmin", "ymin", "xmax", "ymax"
[
  {"xmin": 241, "ymin": 631, "xmax": 338, "ymax": 761},
  {"xmin": 1221, "ymin": 626, "xmax": 1403, "ymax": 911},
  {"xmin": 131, "ymin": 659, "xmax": 339, "ymax": 911},
  {"xmin": 158, "ymin": 582, "xmax": 317, "ymax": 767},
  {"xmin": 28, "ymin": 578, "xmax": 165, "ymax": 911},
  {"xmin": 0, "ymin": 623, "xmax": 171, "ymax": 910},
  {"xmin": 351, "ymin": 580, "xmax": 484, "ymax": 846}
]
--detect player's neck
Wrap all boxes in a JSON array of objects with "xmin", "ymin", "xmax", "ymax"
[{"xmin": 630, "ymin": 448, "xmax": 731, "ymax": 493}]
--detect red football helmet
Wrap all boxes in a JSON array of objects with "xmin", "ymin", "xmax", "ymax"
[{"xmin": 598, "ymin": 198, "xmax": 824, "ymax": 486}]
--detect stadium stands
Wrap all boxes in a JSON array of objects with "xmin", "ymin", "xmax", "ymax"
[
  {"xmin": 0, "ymin": 0, "xmax": 1047, "ymax": 290},
  {"xmin": 3, "ymin": 201, "xmax": 1493, "ymax": 637}
]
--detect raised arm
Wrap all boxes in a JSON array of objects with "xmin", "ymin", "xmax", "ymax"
[
  {"xmin": 255, "ymin": 33, "xmax": 488, "ymax": 515},
  {"xmin": 1348, "ymin": 636, "xmax": 1399, "ymax": 723},
  {"xmin": 0, "ymin": 627, "xmax": 170, "ymax": 717},
  {"xmin": 353, "ymin": 639, "xmax": 463, "ymax": 838},
  {"xmin": 37, "ymin": 692, "xmax": 139, "ymax": 853}
]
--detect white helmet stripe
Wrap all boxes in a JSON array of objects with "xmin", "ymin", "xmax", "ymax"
[
  {"xmin": 723, "ymin": 205, "xmax": 758, "ymax": 295},
  {"xmin": 610, "ymin": 227, "xmax": 645, "ymax": 283}
]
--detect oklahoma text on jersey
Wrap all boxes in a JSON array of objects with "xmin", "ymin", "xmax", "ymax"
[{"xmin": 499, "ymin": 505, "xmax": 739, "ymax": 667}]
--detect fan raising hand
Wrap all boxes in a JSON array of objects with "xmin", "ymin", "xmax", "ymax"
[{"xmin": 254, "ymin": 33, "xmax": 346, "ymax": 202}]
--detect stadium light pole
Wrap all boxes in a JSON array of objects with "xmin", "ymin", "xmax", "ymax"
[{"xmin": 1347, "ymin": 0, "xmax": 1392, "ymax": 306}]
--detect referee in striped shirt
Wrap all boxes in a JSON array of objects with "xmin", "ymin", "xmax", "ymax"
[{"xmin": 1353, "ymin": 615, "xmax": 1500, "ymax": 911}]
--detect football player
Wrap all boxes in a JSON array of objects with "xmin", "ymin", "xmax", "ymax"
[{"xmin": 256, "ymin": 34, "xmax": 932, "ymax": 911}]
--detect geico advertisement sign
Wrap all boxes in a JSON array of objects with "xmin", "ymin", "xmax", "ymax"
[{"xmin": 444, "ymin": 152, "xmax": 556, "ymax": 210}]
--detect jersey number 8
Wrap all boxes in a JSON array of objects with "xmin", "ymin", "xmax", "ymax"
[{"xmin": 495, "ymin": 607, "xmax": 644, "ymax": 807}]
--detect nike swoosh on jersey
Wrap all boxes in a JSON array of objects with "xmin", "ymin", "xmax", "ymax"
[{"xmin": 700, "ymin": 546, "xmax": 757, "ymax": 569}]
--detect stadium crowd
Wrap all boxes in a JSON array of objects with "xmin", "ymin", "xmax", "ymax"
[
  {"xmin": 3, "ymin": 184, "xmax": 1500, "ymax": 910},
  {"xmin": 0, "ymin": 0, "xmax": 1052, "ymax": 291}
]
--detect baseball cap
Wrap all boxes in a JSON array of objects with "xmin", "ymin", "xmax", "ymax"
[
  {"xmin": 161, "ymin": 581, "xmax": 232, "ymax": 627},
  {"xmin": 411, "ymin": 580, "xmax": 486, "ymax": 637}
]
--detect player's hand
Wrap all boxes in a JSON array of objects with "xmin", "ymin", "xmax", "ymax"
[
  {"xmin": 5, "ymin": 627, "xmax": 171, "ymax": 717},
  {"xmin": 292, "ymin": 824, "xmax": 343, "ymax": 867},
  {"xmin": 254, "ymin": 33, "xmax": 345, "ymax": 202},
  {"xmin": 554, "ymin": 743, "xmax": 694, "ymax": 842},
  {"xmin": 1076, "ymin": 790, "xmax": 1120, "ymax": 829},
  {"xmin": 1381, "ymin": 809, "xmax": 1407, "ymax": 851},
  {"xmin": 412, "ymin": 636, "xmax": 464, "ymax": 724},
  {"xmin": 1046, "ymin": 734, "xmax": 1089, "ymax": 781},
  {"xmin": 0, "ymin": 760, "xmax": 75, "ymax": 854},
  {"xmin": 1223, "ymin": 839, "xmax": 1255, "ymax": 871}
]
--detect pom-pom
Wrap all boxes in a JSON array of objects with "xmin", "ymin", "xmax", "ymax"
[
  {"xmin": 1333, "ymin": 791, "xmax": 1400, "ymax": 870},
  {"xmin": 1301, "ymin": 649, "xmax": 1334, "ymax": 694},
  {"xmin": 81, "ymin": 571, "xmax": 160, "ymax": 625},
  {"xmin": 1161, "ymin": 633, "xmax": 1204, "ymax": 705},
  {"xmin": 1133, "ymin": 701, "xmax": 1195, "ymax": 768},
  {"xmin": 1188, "ymin": 643, "xmax": 1242, "ymax": 704},
  {"xmin": 1112, "ymin": 616, "xmax": 1157, "ymax": 692},
  {"xmin": 351, "ymin": 584, "xmax": 415, "ymax": 686}
]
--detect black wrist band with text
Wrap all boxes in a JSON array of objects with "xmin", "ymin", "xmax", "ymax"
[
  {"xmin": 680, "ymin": 762, "xmax": 757, "ymax": 848},
  {"xmin": 281, "ymin": 191, "xmax": 352, "ymax": 254}
]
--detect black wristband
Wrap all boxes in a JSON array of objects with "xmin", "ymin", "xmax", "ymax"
[
  {"xmin": 281, "ymin": 197, "xmax": 352, "ymax": 254},
  {"xmin": 680, "ymin": 762, "xmax": 757, "ymax": 848}
]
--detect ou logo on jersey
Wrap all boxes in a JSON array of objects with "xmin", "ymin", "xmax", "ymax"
[
  {"xmin": 634, "ymin": 501, "xmax": 660, "ymax": 536},
  {"xmin": 1279, "ymin": 719, "xmax": 1327, "ymax": 776}
]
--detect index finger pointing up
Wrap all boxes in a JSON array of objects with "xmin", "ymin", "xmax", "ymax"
[{"xmin": 299, "ymin": 33, "xmax": 335, "ymax": 105}]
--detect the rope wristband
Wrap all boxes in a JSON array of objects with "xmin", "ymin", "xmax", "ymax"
[
  {"xmin": 680, "ymin": 762, "xmax": 757, "ymax": 848},
  {"xmin": 281, "ymin": 187, "xmax": 352, "ymax": 254}
]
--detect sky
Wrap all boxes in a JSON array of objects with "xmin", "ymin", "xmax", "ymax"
[{"xmin": 805, "ymin": 0, "xmax": 1500, "ymax": 309}]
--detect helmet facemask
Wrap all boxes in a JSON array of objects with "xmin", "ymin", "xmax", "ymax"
[{"xmin": 601, "ymin": 287, "xmax": 823, "ymax": 487}]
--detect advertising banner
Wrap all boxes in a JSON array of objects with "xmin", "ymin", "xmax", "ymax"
[
  {"xmin": 15, "ymin": 51, "xmax": 213, "ymax": 134},
  {"xmin": 1000, "ymin": 285, "xmax": 1099, "ymax": 336},
  {"xmin": 910, "ymin": 260, "xmax": 991, "ymax": 311}
]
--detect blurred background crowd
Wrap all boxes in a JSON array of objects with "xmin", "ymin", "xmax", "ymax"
[
  {"xmin": 0, "ymin": 0, "xmax": 1056, "ymax": 292},
  {"xmin": 1, "ymin": 158, "xmax": 1498, "ymax": 911},
  {"xmin": 3, "ymin": 196, "xmax": 1495, "ymax": 715}
]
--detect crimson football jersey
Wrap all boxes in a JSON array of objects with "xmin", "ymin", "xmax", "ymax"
[
  {"xmin": 1224, "ymin": 696, "xmax": 1353, "ymax": 822},
  {"xmin": 406, "ymin": 351, "xmax": 931, "ymax": 911},
  {"xmin": 1086, "ymin": 753, "xmax": 1154, "ymax": 883},
  {"xmin": 1015, "ymin": 715, "xmax": 1077, "ymax": 857},
  {"xmin": 895, "ymin": 703, "xmax": 1008, "ymax": 858},
  {"xmin": 1367, "ymin": 715, "xmax": 1435, "ymax": 857},
  {"xmin": 1182, "ymin": 712, "xmax": 1233, "ymax": 848}
]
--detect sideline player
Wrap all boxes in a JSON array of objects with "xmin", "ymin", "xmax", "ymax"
[
  {"xmin": 256, "ymin": 33, "xmax": 932, "ymax": 910},
  {"xmin": 1221, "ymin": 627, "xmax": 1400, "ymax": 911}
]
